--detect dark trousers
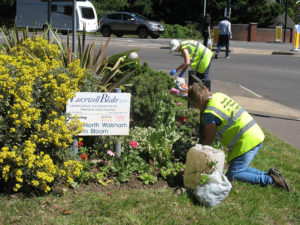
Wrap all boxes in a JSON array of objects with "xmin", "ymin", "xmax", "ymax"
[
  {"xmin": 188, "ymin": 61, "xmax": 211, "ymax": 90},
  {"xmin": 216, "ymin": 34, "xmax": 230, "ymax": 57},
  {"xmin": 203, "ymin": 34, "xmax": 209, "ymax": 47}
]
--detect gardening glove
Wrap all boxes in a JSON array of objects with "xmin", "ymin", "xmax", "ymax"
[
  {"xmin": 170, "ymin": 69, "xmax": 177, "ymax": 75},
  {"xmin": 178, "ymin": 71, "xmax": 185, "ymax": 77}
]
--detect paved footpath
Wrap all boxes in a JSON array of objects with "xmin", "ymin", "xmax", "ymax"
[{"xmin": 211, "ymin": 44, "xmax": 300, "ymax": 150}]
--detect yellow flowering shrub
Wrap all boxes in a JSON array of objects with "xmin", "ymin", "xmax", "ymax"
[{"xmin": 0, "ymin": 37, "xmax": 86, "ymax": 193}]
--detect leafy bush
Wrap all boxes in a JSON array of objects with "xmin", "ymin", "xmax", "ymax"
[
  {"xmin": 0, "ymin": 37, "xmax": 86, "ymax": 193},
  {"xmin": 161, "ymin": 23, "xmax": 202, "ymax": 39},
  {"xmin": 126, "ymin": 63, "xmax": 176, "ymax": 127},
  {"xmin": 172, "ymin": 108, "xmax": 202, "ymax": 162}
]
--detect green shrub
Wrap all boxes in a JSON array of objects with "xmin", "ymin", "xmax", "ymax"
[
  {"xmin": 172, "ymin": 108, "xmax": 202, "ymax": 162},
  {"xmin": 126, "ymin": 63, "xmax": 176, "ymax": 127},
  {"xmin": 161, "ymin": 23, "xmax": 202, "ymax": 39}
]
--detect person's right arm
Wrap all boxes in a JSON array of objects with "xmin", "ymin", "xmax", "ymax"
[{"xmin": 176, "ymin": 49, "xmax": 190, "ymax": 72}]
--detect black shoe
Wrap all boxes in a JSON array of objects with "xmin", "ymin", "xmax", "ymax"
[
  {"xmin": 269, "ymin": 168, "xmax": 290, "ymax": 192},
  {"xmin": 215, "ymin": 54, "xmax": 218, "ymax": 59}
]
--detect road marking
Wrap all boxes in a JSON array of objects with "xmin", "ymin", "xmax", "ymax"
[
  {"xmin": 238, "ymin": 84, "xmax": 263, "ymax": 98},
  {"xmin": 218, "ymin": 80, "xmax": 263, "ymax": 98}
]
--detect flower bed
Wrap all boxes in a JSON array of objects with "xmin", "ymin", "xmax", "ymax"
[{"xmin": 0, "ymin": 31, "xmax": 208, "ymax": 194}]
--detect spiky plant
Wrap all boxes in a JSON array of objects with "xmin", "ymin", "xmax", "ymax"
[{"xmin": 1, "ymin": 23, "xmax": 140, "ymax": 92}]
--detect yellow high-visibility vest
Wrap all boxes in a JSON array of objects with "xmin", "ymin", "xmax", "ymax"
[
  {"xmin": 204, "ymin": 93, "xmax": 265, "ymax": 162},
  {"xmin": 180, "ymin": 40, "xmax": 213, "ymax": 73}
]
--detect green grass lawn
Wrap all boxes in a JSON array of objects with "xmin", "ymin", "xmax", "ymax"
[{"xmin": 0, "ymin": 130, "xmax": 299, "ymax": 225}]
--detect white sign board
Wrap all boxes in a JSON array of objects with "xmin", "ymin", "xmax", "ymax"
[{"xmin": 66, "ymin": 92, "xmax": 131, "ymax": 136}]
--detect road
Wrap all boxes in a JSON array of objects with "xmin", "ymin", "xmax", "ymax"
[{"xmin": 101, "ymin": 37, "xmax": 300, "ymax": 111}]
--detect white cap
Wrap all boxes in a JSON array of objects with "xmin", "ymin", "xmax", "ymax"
[
  {"xmin": 128, "ymin": 52, "xmax": 138, "ymax": 60},
  {"xmin": 169, "ymin": 39, "xmax": 180, "ymax": 53}
]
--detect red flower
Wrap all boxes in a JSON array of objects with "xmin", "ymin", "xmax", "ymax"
[
  {"xmin": 178, "ymin": 116, "xmax": 187, "ymax": 123},
  {"xmin": 80, "ymin": 154, "xmax": 87, "ymax": 160},
  {"xmin": 78, "ymin": 142, "xmax": 84, "ymax": 147},
  {"xmin": 129, "ymin": 140, "xmax": 138, "ymax": 148}
]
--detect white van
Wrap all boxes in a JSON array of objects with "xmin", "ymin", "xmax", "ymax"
[{"xmin": 16, "ymin": 0, "xmax": 98, "ymax": 33}]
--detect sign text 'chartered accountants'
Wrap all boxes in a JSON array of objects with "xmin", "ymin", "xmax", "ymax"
[{"xmin": 66, "ymin": 92, "xmax": 131, "ymax": 136}]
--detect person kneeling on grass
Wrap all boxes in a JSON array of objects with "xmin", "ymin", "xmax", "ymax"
[{"xmin": 188, "ymin": 82, "xmax": 290, "ymax": 192}]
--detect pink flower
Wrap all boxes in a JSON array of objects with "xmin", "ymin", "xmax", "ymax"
[
  {"xmin": 176, "ymin": 102, "xmax": 183, "ymax": 106},
  {"xmin": 107, "ymin": 150, "xmax": 115, "ymax": 157},
  {"xmin": 107, "ymin": 192, "xmax": 111, "ymax": 196},
  {"xmin": 80, "ymin": 154, "xmax": 87, "ymax": 160},
  {"xmin": 178, "ymin": 116, "xmax": 187, "ymax": 123},
  {"xmin": 170, "ymin": 88, "xmax": 180, "ymax": 95},
  {"xmin": 129, "ymin": 140, "xmax": 138, "ymax": 148},
  {"xmin": 180, "ymin": 168, "xmax": 184, "ymax": 172}
]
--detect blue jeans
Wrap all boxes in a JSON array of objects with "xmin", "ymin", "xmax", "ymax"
[{"xmin": 226, "ymin": 142, "xmax": 274, "ymax": 185}]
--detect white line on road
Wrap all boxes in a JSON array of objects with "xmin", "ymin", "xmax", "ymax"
[{"xmin": 237, "ymin": 84, "xmax": 263, "ymax": 98}]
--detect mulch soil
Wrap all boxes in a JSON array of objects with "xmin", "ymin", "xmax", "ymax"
[{"xmin": 77, "ymin": 175, "xmax": 172, "ymax": 193}]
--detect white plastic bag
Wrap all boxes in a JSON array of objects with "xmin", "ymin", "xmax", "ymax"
[
  {"xmin": 207, "ymin": 38, "xmax": 212, "ymax": 50},
  {"xmin": 193, "ymin": 170, "xmax": 232, "ymax": 207},
  {"xmin": 175, "ymin": 77, "xmax": 188, "ymax": 97}
]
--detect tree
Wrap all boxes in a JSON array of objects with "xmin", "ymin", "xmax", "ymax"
[
  {"xmin": 126, "ymin": 0, "xmax": 153, "ymax": 16},
  {"xmin": 0, "ymin": 0, "xmax": 16, "ymax": 27},
  {"xmin": 206, "ymin": 0, "xmax": 283, "ymax": 26}
]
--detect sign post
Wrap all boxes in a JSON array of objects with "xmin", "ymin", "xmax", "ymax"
[
  {"xmin": 72, "ymin": 0, "xmax": 77, "ymax": 57},
  {"xmin": 66, "ymin": 92, "xmax": 131, "ymax": 157},
  {"xmin": 292, "ymin": 24, "xmax": 300, "ymax": 51},
  {"xmin": 47, "ymin": 0, "xmax": 52, "ymax": 41},
  {"xmin": 275, "ymin": 26, "xmax": 282, "ymax": 43},
  {"xmin": 113, "ymin": 88, "xmax": 122, "ymax": 157},
  {"xmin": 213, "ymin": 26, "xmax": 219, "ymax": 47}
]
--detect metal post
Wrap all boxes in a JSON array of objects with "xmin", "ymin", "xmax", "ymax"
[
  {"xmin": 203, "ymin": 0, "xmax": 206, "ymax": 16},
  {"xmin": 72, "ymin": 0, "xmax": 77, "ymax": 57},
  {"xmin": 227, "ymin": 0, "xmax": 231, "ymax": 18},
  {"xmin": 113, "ymin": 88, "xmax": 122, "ymax": 157},
  {"xmin": 72, "ymin": 136, "xmax": 79, "ymax": 158},
  {"xmin": 47, "ymin": 0, "xmax": 52, "ymax": 41},
  {"xmin": 284, "ymin": 0, "xmax": 288, "ymax": 42}
]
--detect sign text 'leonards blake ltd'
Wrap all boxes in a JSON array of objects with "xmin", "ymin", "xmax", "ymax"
[{"xmin": 66, "ymin": 92, "xmax": 131, "ymax": 136}]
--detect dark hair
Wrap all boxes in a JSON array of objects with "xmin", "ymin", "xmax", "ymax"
[{"xmin": 204, "ymin": 14, "xmax": 211, "ymax": 21}]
